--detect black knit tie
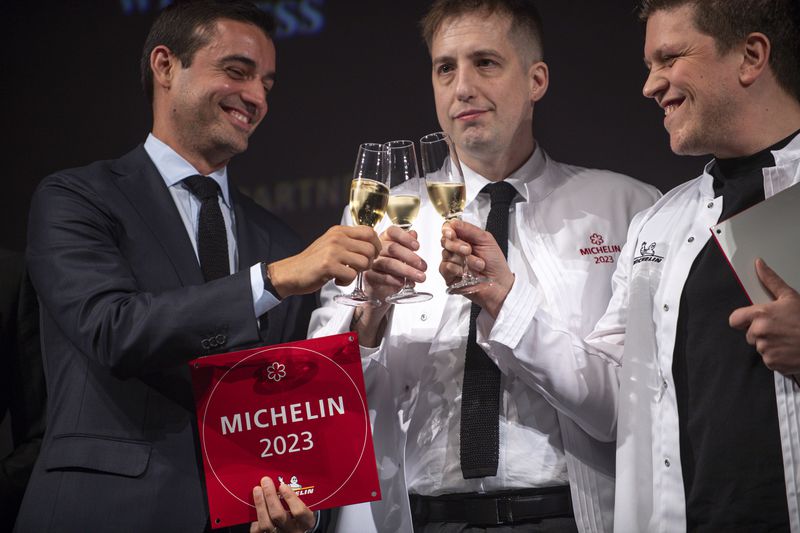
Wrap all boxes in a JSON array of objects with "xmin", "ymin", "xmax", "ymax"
[
  {"xmin": 183, "ymin": 175, "xmax": 230, "ymax": 282},
  {"xmin": 460, "ymin": 181, "xmax": 517, "ymax": 479}
]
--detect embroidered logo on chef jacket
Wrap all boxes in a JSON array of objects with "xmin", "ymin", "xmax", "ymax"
[
  {"xmin": 633, "ymin": 241, "xmax": 664, "ymax": 264},
  {"xmin": 579, "ymin": 233, "xmax": 622, "ymax": 264}
]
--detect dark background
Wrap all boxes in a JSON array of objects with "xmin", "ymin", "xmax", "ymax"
[{"xmin": 3, "ymin": 0, "xmax": 707, "ymax": 253}]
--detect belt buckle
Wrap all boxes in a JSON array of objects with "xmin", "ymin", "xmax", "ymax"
[{"xmin": 496, "ymin": 496, "xmax": 514, "ymax": 525}]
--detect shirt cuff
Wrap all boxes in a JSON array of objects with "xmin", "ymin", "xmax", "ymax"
[
  {"xmin": 309, "ymin": 510, "xmax": 321, "ymax": 532},
  {"xmin": 479, "ymin": 278, "xmax": 542, "ymax": 350},
  {"xmin": 250, "ymin": 263, "xmax": 281, "ymax": 317}
]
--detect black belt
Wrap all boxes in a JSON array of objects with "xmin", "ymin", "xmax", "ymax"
[{"xmin": 409, "ymin": 486, "xmax": 573, "ymax": 526}]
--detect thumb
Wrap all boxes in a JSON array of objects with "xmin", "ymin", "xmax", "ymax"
[
  {"xmin": 756, "ymin": 258, "xmax": 795, "ymax": 300},
  {"xmin": 450, "ymin": 219, "xmax": 493, "ymax": 245}
]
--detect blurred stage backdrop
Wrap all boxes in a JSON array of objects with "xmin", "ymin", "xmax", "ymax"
[{"xmin": 3, "ymin": 0, "xmax": 707, "ymax": 252}]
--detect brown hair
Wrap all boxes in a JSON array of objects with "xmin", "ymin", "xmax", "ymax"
[
  {"xmin": 638, "ymin": 0, "xmax": 800, "ymax": 101},
  {"xmin": 420, "ymin": 0, "xmax": 544, "ymax": 61},
  {"xmin": 140, "ymin": 0, "xmax": 275, "ymax": 102}
]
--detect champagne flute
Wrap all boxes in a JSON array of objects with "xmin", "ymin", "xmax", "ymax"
[
  {"xmin": 383, "ymin": 140, "xmax": 433, "ymax": 304},
  {"xmin": 420, "ymin": 132, "xmax": 490, "ymax": 294},
  {"xmin": 334, "ymin": 143, "xmax": 390, "ymax": 307}
]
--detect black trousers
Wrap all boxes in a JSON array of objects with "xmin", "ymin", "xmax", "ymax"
[{"xmin": 413, "ymin": 518, "xmax": 578, "ymax": 533}]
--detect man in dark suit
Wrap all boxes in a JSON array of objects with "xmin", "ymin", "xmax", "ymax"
[{"xmin": 16, "ymin": 2, "xmax": 379, "ymax": 531}]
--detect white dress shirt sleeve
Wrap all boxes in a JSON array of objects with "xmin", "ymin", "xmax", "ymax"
[
  {"xmin": 249, "ymin": 263, "xmax": 281, "ymax": 317},
  {"xmin": 475, "ymin": 277, "xmax": 620, "ymax": 442}
]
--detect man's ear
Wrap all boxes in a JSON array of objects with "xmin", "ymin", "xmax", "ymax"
[
  {"xmin": 150, "ymin": 45, "xmax": 179, "ymax": 91},
  {"xmin": 739, "ymin": 32, "xmax": 770, "ymax": 87},
  {"xmin": 529, "ymin": 61, "xmax": 549, "ymax": 103}
]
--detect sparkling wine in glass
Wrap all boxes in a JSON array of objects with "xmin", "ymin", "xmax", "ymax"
[
  {"xmin": 334, "ymin": 143, "xmax": 390, "ymax": 306},
  {"xmin": 383, "ymin": 140, "xmax": 433, "ymax": 304},
  {"xmin": 420, "ymin": 132, "xmax": 490, "ymax": 294}
]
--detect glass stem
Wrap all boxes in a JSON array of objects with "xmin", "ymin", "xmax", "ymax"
[
  {"xmin": 452, "ymin": 215, "xmax": 476, "ymax": 281},
  {"xmin": 354, "ymin": 271, "xmax": 365, "ymax": 295}
]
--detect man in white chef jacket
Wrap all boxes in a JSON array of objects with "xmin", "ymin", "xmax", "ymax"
[{"xmin": 309, "ymin": 1, "xmax": 660, "ymax": 531}]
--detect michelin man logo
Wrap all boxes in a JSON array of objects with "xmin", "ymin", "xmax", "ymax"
[
  {"xmin": 634, "ymin": 241, "xmax": 664, "ymax": 264},
  {"xmin": 640, "ymin": 242, "xmax": 656, "ymax": 256},
  {"xmin": 278, "ymin": 475, "xmax": 315, "ymax": 496}
]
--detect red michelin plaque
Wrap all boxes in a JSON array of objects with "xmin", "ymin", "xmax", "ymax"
[{"xmin": 189, "ymin": 332, "xmax": 381, "ymax": 529}]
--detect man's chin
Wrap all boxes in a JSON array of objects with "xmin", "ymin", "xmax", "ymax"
[
  {"xmin": 669, "ymin": 138, "xmax": 711, "ymax": 157},
  {"xmin": 667, "ymin": 128, "xmax": 704, "ymax": 157},
  {"xmin": 217, "ymin": 135, "xmax": 250, "ymax": 157},
  {"xmin": 455, "ymin": 130, "xmax": 492, "ymax": 152}
]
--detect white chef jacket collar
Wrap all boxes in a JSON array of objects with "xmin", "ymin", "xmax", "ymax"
[
  {"xmin": 772, "ymin": 128, "xmax": 800, "ymax": 166},
  {"xmin": 698, "ymin": 130, "xmax": 800, "ymax": 199}
]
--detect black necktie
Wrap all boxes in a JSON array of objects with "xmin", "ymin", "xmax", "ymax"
[
  {"xmin": 460, "ymin": 181, "xmax": 517, "ymax": 479},
  {"xmin": 183, "ymin": 175, "xmax": 230, "ymax": 282}
]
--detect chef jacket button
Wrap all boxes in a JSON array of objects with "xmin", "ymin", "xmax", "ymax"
[
  {"xmin": 707, "ymin": 202, "xmax": 714, "ymax": 208},
  {"xmin": 688, "ymin": 236, "xmax": 694, "ymax": 243},
  {"xmin": 420, "ymin": 313, "xmax": 428, "ymax": 321},
  {"xmin": 663, "ymin": 304, "xmax": 670, "ymax": 312},
  {"xmin": 665, "ymin": 459, "xmax": 671, "ymax": 467}
]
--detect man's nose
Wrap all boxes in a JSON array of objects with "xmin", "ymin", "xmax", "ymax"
[
  {"xmin": 455, "ymin": 66, "xmax": 477, "ymax": 101},
  {"xmin": 242, "ymin": 78, "xmax": 268, "ymax": 114},
  {"xmin": 642, "ymin": 69, "xmax": 667, "ymax": 100}
]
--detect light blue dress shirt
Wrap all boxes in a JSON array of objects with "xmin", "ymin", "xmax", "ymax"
[{"xmin": 143, "ymin": 134, "xmax": 279, "ymax": 317}]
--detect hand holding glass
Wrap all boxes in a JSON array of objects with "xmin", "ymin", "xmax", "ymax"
[
  {"xmin": 420, "ymin": 132, "xmax": 490, "ymax": 294},
  {"xmin": 383, "ymin": 140, "xmax": 432, "ymax": 304},
  {"xmin": 334, "ymin": 143, "xmax": 389, "ymax": 306}
]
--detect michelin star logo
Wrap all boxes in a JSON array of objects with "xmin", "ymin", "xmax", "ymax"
[{"xmin": 579, "ymin": 232, "xmax": 621, "ymax": 256}]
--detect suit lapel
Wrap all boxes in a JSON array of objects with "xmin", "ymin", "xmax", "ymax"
[
  {"xmin": 232, "ymin": 189, "xmax": 267, "ymax": 270},
  {"xmin": 111, "ymin": 146, "xmax": 204, "ymax": 287}
]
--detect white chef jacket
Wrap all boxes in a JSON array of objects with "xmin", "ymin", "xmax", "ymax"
[
  {"xmin": 582, "ymin": 135, "xmax": 800, "ymax": 532},
  {"xmin": 309, "ymin": 145, "xmax": 660, "ymax": 533}
]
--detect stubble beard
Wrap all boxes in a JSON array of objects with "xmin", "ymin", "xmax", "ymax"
[
  {"xmin": 455, "ymin": 124, "xmax": 497, "ymax": 157},
  {"xmin": 670, "ymin": 91, "xmax": 735, "ymax": 157},
  {"xmin": 182, "ymin": 106, "xmax": 250, "ymax": 164}
]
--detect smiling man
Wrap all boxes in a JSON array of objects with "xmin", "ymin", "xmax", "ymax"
[
  {"xmin": 310, "ymin": 1, "xmax": 659, "ymax": 531},
  {"xmin": 606, "ymin": 0, "xmax": 800, "ymax": 530},
  {"xmin": 16, "ymin": 1, "xmax": 380, "ymax": 531}
]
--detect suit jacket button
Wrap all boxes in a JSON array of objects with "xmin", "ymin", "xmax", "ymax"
[
  {"xmin": 216, "ymin": 334, "xmax": 226, "ymax": 345},
  {"xmin": 201, "ymin": 339, "xmax": 211, "ymax": 350}
]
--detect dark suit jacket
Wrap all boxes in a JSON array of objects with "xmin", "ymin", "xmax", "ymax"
[
  {"xmin": 16, "ymin": 146, "xmax": 316, "ymax": 532},
  {"xmin": 0, "ymin": 250, "xmax": 45, "ymax": 532}
]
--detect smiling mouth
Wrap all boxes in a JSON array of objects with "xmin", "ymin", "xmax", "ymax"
[
  {"xmin": 222, "ymin": 106, "xmax": 252, "ymax": 128},
  {"xmin": 663, "ymin": 98, "xmax": 685, "ymax": 117}
]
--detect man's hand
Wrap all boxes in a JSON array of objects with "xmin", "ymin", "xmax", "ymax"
[
  {"xmin": 268, "ymin": 225, "xmax": 381, "ymax": 298},
  {"xmin": 729, "ymin": 258, "xmax": 800, "ymax": 377},
  {"xmin": 439, "ymin": 219, "xmax": 514, "ymax": 318},
  {"xmin": 353, "ymin": 226, "xmax": 427, "ymax": 347},
  {"xmin": 250, "ymin": 476, "xmax": 315, "ymax": 533},
  {"xmin": 363, "ymin": 226, "xmax": 427, "ymax": 301}
]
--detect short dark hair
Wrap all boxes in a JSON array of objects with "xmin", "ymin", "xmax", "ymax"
[
  {"xmin": 420, "ymin": 0, "xmax": 544, "ymax": 61},
  {"xmin": 140, "ymin": 0, "xmax": 275, "ymax": 102},
  {"xmin": 638, "ymin": 0, "xmax": 800, "ymax": 102}
]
